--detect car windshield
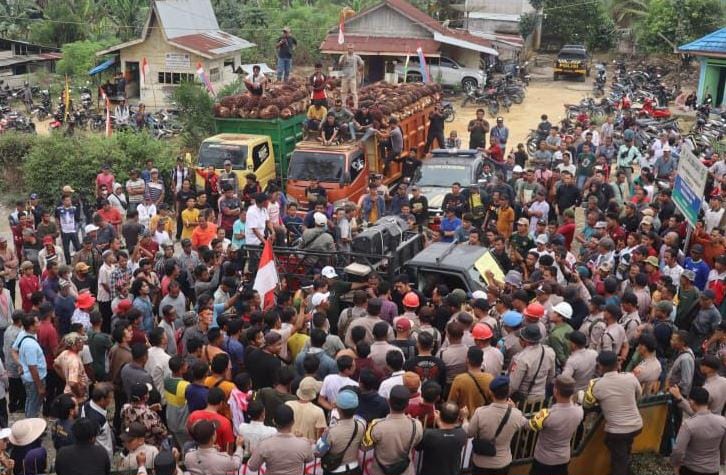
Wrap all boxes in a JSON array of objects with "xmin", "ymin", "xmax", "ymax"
[
  {"xmin": 417, "ymin": 163, "xmax": 470, "ymax": 187},
  {"xmin": 559, "ymin": 51, "xmax": 586, "ymax": 60},
  {"xmin": 287, "ymin": 151, "xmax": 345, "ymax": 181},
  {"xmin": 198, "ymin": 142, "xmax": 248, "ymax": 168}
]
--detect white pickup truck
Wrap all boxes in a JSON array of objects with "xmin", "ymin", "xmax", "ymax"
[{"xmin": 395, "ymin": 56, "xmax": 486, "ymax": 89}]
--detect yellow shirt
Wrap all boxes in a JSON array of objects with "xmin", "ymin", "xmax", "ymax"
[
  {"xmin": 307, "ymin": 105, "xmax": 327, "ymax": 121},
  {"xmin": 181, "ymin": 208, "xmax": 200, "ymax": 240},
  {"xmin": 149, "ymin": 214, "xmax": 174, "ymax": 236},
  {"xmin": 287, "ymin": 333, "xmax": 309, "ymax": 361}
]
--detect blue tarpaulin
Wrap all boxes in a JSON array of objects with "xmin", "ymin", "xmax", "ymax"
[{"xmin": 89, "ymin": 57, "xmax": 116, "ymax": 76}]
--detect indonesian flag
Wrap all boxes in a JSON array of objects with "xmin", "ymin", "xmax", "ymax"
[
  {"xmin": 141, "ymin": 57, "xmax": 149, "ymax": 84},
  {"xmin": 338, "ymin": 19, "xmax": 345, "ymax": 44},
  {"xmin": 196, "ymin": 63, "xmax": 215, "ymax": 95},
  {"xmin": 64, "ymin": 75, "xmax": 70, "ymax": 120},
  {"xmin": 100, "ymin": 89, "xmax": 111, "ymax": 137},
  {"xmin": 417, "ymin": 47, "xmax": 430, "ymax": 83},
  {"xmin": 253, "ymin": 238, "xmax": 279, "ymax": 309},
  {"xmin": 403, "ymin": 54, "xmax": 410, "ymax": 83}
]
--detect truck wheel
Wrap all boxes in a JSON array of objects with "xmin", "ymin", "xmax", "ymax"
[
  {"xmin": 462, "ymin": 77, "xmax": 478, "ymax": 90},
  {"xmin": 553, "ymin": 73, "xmax": 559, "ymax": 81}
]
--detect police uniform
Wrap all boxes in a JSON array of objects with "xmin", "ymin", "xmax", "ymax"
[
  {"xmin": 322, "ymin": 417, "xmax": 366, "ymax": 475},
  {"xmin": 561, "ymin": 347, "xmax": 598, "ymax": 392},
  {"xmin": 184, "ymin": 446, "xmax": 244, "ymax": 475},
  {"xmin": 466, "ymin": 401, "xmax": 528, "ymax": 472},
  {"xmin": 508, "ymin": 327, "xmax": 556, "ymax": 402},
  {"xmin": 364, "ymin": 413, "xmax": 423, "ymax": 475},
  {"xmin": 482, "ymin": 345, "xmax": 504, "ymax": 376},
  {"xmin": 619, "ymin": 311, "xmax": 641, "ymax": 345},
  {"xmin": 247, "ymin": 432, "xmax": 314, "ymax": 475},
  {"xmin": 679, "ymin": 374, "xmax": 726, "ymax": 416},
  {"xmin": 583, "ymin": 366, "xmax": 643, "ymax": 475},
  {"xmin": 501, "ymin": 331, "xmax": 523, "ymax": 368},
  {"xmin": 671, "ymin": 409, "xmax": 726, "ymax": 475},
  {"xmin": 600, "ymin": 322, "xmax": 626, "ymax": 356},
  {"xmin": 579, "ymin": 313, "xmax": 606, "ymax": 350},
  {"xmin": 528, "ymin": 402, "xmax": 584, "ymax": 475},
  {"xmin": 438, "ymin": 343, "xmax": 469, "ymax": 385}
]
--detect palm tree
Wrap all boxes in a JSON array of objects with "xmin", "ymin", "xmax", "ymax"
[{"xmin": 604, "ymin": 0, "xmax": 649, "ymax": 27}]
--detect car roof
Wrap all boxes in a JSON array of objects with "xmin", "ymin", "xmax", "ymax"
[
  {"xmin": 428, "ymin": 149, "xmax": 483, "ymax": 163},
  {"xmin": 559, "ymin": 48, "xmax": 588, "ymax": 56},
  {"xmin": 407, "ymin": 242, "xmax": 489, "ymax": 271}
]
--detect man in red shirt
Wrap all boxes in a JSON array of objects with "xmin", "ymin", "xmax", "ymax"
[
  {"xmin": 606, "ymin": 212, "xmax": 626, "ymax": 244},
  {"xmin": 406, "ymin": 380, "xmax": 440, "ymax": 428},
  {"xmin": 186, "ymin": 387, "xmax": 235, "ymax": 452},
  {"xmin": 96, "ymin": 164, "xmax": 115, "ymax": 198},
  {"xmin": 97, "ymin": 200, "xmax": 123, "ymax": 233},
  {"xmin": 36, "ymin": 302, "xmax": 59, "ymax": 414},
  {"xmin": 556, "ymin": 208, "xmax": 576, "ymax": 250}
]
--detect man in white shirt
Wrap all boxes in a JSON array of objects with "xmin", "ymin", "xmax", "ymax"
[
  {"xmin": 136, "ymin": 197, "xmax": 157, "ymax": 229},
  {"xmin": 145, "ymin": 327, "xmax": 171, "ymax": 399},
  {"xmin": 238, "ymin": 399, "xmax": 277, "ymax": 456},
  {"xmin": 703, "ymin": 195, "xmax": 725, "ymax": 233},
  {"xmin": 245, "ymin": 192, "xmax": 271, "ymax": 274},
  {"xmin": 97, "ymin": 250, "xmax": 116, "ymax": 329},
  {"xmin": 244, "ymin": 65, "xmax": 267, "ymax": 96},
  {"xmin": 662, "ymin": 247, "xmax": 684, "ymax": 288},
  {"xmin": 318, "ymin": 355, "xmax": 358, "ymax": 411}
]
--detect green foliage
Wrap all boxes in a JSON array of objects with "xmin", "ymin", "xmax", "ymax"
[
  {"xmin": 171, "ymin": 81, "xmax": 215, "ymax": 152},
  {"xmin": 29, "ymin": 2, "xmax": 86, "ymax": 46},
  {"xmin": 217, "ymin": 79, "xmax": 246, "ymax": 98},
  {"xmin": 635, "ymin": 0, "xmax": 724, "ymax": 52},
  {"xmin": 57, "ymin": 40, "xmax": 114, "ymax": 78},
  {"xmin": 105, "ymin": 0, "xmax": 149, "ymax": 41},
  {"xmin": 0, "ymin": 0, "xmax": 40, "ymax": 39},
  {"xmin": 529, "ymin": 0, "xmax": 545, "ymax": 9},
  {"xmin": 21, "ymin": 132, "xmax": 175, "ymax": 206},
  {"xmin": 603, "ymin": 0, "xmax": 649, "ymax": 27},
  {"xmin": 541, "ymin": 0, "xmax": 618, "ymax": 50},
  {"xmin": 0, "ymin": 132, "xmax": 35, "ymax": 169},
  {"xmin": 519, "ymin": 11, "xmax": 537, "ymax": 39}
]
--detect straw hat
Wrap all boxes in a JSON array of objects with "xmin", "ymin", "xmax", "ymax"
[{"xmin": 9, "ymin": 419, "xmax": 46, "ymax": 446}]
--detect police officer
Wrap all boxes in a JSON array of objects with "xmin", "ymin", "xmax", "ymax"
[
  {"xmin": 671, "ymin": 355, "xmax": 726, "ymax": 416},
  {"xmin": 600, "ymin": 304, "xmax": 627, "ymax": 363},
  {"xmin": 508, "ymin": 324, "xmax": 555, "ymax": 402},
  {"xmin": 498, "ymin": 310, "xmax": 524, "ymax": 369},
  {"xmin": 527, "ymin": 375, "xmax": 584, "ymax": 475},
  {"xmin": 185, "ymin": 419, "xmax": 243, "ymax": 475},
  {"xmin": 315, "ymin": 389, "xmax": 365, "ymax": 475},
  {"xmin": 363, "ymin": 384, "xmax": 423, "ymax": 475},
  {"xmin": 561, "ymin": 331, "xmax": 598, "ymax": 392},
  {"xmin": 466, "ymin": 376, "xmax": 528, "ymax": 475},
  {"xmin": 671, "ymin": 386, "xmax": 726, "ymax": 475},
  {"xmin": 583, "ymin": 351, "xmax": 643, "ymax": 475}
]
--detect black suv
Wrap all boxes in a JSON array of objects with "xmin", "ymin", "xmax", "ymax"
[{"xmin": 554, "ymin": 45, "xmax": 591, "ymax": 81}]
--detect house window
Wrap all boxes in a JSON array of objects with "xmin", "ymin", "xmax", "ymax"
[
  {"xmin": 209, "ymin": 67, "xmax": 220, "ymax": 82},
  {"xmin": 157, "ymin": 72, "xmax": 195, "ymax": 85}
]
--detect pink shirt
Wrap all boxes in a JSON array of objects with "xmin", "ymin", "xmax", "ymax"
[{"xmin": 96, "ymin": 173, "xmax": 115, "ymax": 193}]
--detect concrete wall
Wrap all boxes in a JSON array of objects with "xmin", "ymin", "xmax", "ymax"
[
  {"xmin": 119, "ymin": 16, "xmax": 239, "ymax": 108},
  {"xmin": 466, "ymin": 0, "xmax": 533, "ymax": 15},
  {"xmin": 346, "ymin": 5, "xmax": 432, "ymax": 38}
]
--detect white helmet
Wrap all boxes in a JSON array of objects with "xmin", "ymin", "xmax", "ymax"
[{"xmin": 552, "ymin": 302, "xmax": 573, "ymax": 320}]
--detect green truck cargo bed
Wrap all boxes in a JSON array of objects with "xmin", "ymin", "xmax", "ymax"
[{"xmin": 213, "ymin": 115, "xmax": 305, "ymax": 186}]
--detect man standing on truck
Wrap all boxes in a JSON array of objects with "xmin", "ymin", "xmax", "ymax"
[
  {"xmin": 276, "ymin": 27, "xmax": 297, "ymax": 82},
  {"xmin": 379, "ymin": 117, "xmax": 403, "ymax": 170},
  {"xmin": 338, "ymin": 44, "xmax": 364, "ymax": 110},
  {"xmin": 330, "ymin": 99, "xmax": 356, "ymax": 141},
  {"xmin": 468, "ymin": 109, "xmax": 489, "ymax": 150},
  {"xmin": 424, "ymin": 104, "xmax": 446, "ymax": 154}
]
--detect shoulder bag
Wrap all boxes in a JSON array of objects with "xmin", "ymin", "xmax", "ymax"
[
  {"xmin": 467, "ymin": 372, "xmax": 491, "ymax": 405},
  {"xmin": 320, "ymin": 419, "xmax": 360, "ymax": 472},
  {"xmin": 375, "ymin": 419, "xmax": 416, "ymax": 475},
  {"xmin": 511, "ymin": 346, "xmax": 545, "ymax": 403},
  {"xmin": 472, "ymin": 406, "xmax": 512, "ymax": 456}
]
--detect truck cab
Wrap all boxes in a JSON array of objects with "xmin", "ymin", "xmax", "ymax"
[
  {"xmin": 405, "ymin": 242, "xmax": 497, "ymax": 294},
  {"xmin": 196, "ymin": 134, "xmax": 276, "ymax": 190},
  {"xmin": 286, "ymin": 103, "xmax": 434, "ymax": 209}
]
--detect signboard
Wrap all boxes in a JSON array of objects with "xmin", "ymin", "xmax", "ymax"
[
  {"xmin": 474, "ymin": 250, "xmax": 504, "ymax": 286},
  {"xmin": 672, "ymin": 147, "xmax": 708, "ymax": 227},
  {"xmin": 165, "ymin": 53, "xmax": 190, "ymax": 69}
]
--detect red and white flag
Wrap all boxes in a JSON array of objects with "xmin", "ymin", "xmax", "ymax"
[
  {"xmin": 338, "ymin": 19, "xmax": 345, "ymax": 45},
  {"xmin": 99, "ymin": 89, "xmax": 112, "ymax": 137},
  {"xmin": 141, "ymin": 57, "xmax": 149, "ymax": 84},
  {"xmin": 253, "ymin": 238, "xmax": 279, "ymax": 309}
]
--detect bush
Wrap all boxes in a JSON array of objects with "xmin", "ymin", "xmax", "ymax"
[
  {"xmin": 0, "ymin": 132, "xmax": 36, "ymax": 191},
  {"xmin": 171, "ymin": 81, "xmax": 215, "ymax": 151},
  {"xmin": 23, "ymin": 131, "xmax": 176, "ymax": 206}
]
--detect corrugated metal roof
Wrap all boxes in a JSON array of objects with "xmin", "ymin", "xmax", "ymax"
[
  {"xmin": 320, "ymin": 35, "xmax": 440, "ymax": 55},
  {"xmin": 679, "ymin": 28, "xmax": 726, "ymax": 56},
  {"xmin": 155, "ymin": 0, "xmax": 219, "ymax": 39},
  {"xmin": 96, "ymin": 0, "xmax": 254, "ymax": 59},
  {"xmin": 0, "ymin": 53, "xmax": 61, "ymax": 68}
]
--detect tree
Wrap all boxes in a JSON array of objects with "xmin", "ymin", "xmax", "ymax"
[
  {"xmin": 171, "ymin": 81, "xmax": 216, "ymax": 151},
  {"xmin": 604, "ymin": 0, "xmax": 649, "ymax": 27},
  {"xmin": 57, "ymin": 40, "xmax": 114, "ymax": 78},
  {"xmin": 635, "ymin": 0, "xmax": 724, "ymax": 52},
  {"xmin": 519, "ymin": 11, "xmax": 537, "ymax": 39},
  {"xmin": 541, "ymin": 0, "xmax": 618, "ymax": 50},
  {"xmin": 0, "ymin": 0, "xmax": 40, "ymax": 39},
  {"xmin": 106, "ymin": 0, "xmax": 149, "ymax": 41}
]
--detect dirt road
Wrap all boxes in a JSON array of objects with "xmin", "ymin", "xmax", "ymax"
[{"xmin": 447, "ymin": 77, "xmax": 593, "ymax": 150}]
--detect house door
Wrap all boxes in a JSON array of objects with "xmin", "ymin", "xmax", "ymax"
[
  {"xmin": 717, "ymin": 67, "xmax": 726, "ymax": 107},
  {"xmin": 125, "ymin": 61, "xmax": 140, "ymax": 99},
  {"xmin": 368, "ymin": 56, "xmax": 385, "ymax": 82}
]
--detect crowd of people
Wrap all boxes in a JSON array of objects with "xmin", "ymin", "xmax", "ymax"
[{"xmin": 1, "ymin": 62, "xmax": 726, "ymax": 475}]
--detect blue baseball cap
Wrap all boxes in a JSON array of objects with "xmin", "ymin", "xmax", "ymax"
[
  {"xmin": 502, "ymin": 310, "xmax": 523, "ymax": 327},
  {"xmin": 336, "ymin": 389, "xmax": 359, "ymax": 410},
  {"xmin": 490, "ymin": 375, "xmax": 510, "ymax": 391}
]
